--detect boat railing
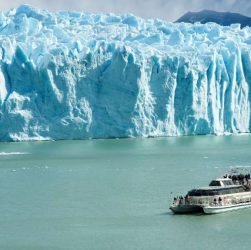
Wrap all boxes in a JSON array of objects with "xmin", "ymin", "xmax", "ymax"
[{"xmin": 171, "ymin": 196, "xmax": 251, "ymax": 207}]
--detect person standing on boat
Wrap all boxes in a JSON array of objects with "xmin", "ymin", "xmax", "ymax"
[
  {"xmin": 213, "ymin": 198, "xmax": 217, "ymax": 205},
  {"xmin": 218, "ymin": 197, "xmax": 222, "ymax": 205}
]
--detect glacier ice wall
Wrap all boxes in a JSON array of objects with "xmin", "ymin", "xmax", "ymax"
[{"xmin": 0, "ymin": 5, "xmax": 251, "ymax": 141}]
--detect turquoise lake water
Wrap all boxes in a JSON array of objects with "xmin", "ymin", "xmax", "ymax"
[{"xmin": 0, "ymin": 135, "xmax": 251, "ymax": 250}]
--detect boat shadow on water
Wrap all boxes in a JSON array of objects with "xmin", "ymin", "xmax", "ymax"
[{"xmin": 159, "ymin": 211, "xmax": 205, "ymax": 216}]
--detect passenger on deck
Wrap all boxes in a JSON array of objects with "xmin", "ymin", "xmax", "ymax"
[
  {"xmin": 178, "ymin": 196, "xmax": 184, "ymax": 205},
  {"xmin": 240, "ymin": 174, "xmax": 245, "ymax": 185},
  {"xmin": 218, "ymin": 197, "xmax": 222, "ymax": 205},
  {"xmin": 245, "ymin": 174, "xmax": 249, "ymax": 185},
  {"xmin": 184, "ymin": 195, "xmax": 189, "ymax": 204}
]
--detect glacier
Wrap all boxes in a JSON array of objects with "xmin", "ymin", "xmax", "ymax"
[{"xmin": 0, "ymin": 5, "xmax": 251, "ymax": 141}]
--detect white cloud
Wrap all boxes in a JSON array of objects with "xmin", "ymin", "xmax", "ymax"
[{"xmin": 0, "ymin": 0, "xmax": 250, "ymax": 21}]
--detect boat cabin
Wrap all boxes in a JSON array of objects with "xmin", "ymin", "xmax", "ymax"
[{"xmin": 209, "ymin": 178, "xmax": 234, "ymax": 187}]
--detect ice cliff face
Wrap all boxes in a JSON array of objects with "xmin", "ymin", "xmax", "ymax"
[{"xmin": 0, "ymin": 5, "xmax": 251, "ymax": 141}]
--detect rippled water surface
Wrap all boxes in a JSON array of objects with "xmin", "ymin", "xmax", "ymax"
[{"xmin": 0, "ymin": 136, "xmax": 251, "ymax": 250}]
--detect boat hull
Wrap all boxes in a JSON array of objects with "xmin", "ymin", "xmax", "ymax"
[
  {"xmin": 170, "ymin": 204, "xmax": 203, "ymax": 214},
  {"xmin": 203, "ymin": 202, "xmax": 251, "ymax": 214}
]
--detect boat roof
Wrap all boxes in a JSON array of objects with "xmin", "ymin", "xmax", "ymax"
[
  {"xmin": 215, "ymin": 178, "xmax": 232, "ymax": 181},
  {"xmin": 193, "ymin": 185, "xmax": 242, "ymax": 191}
]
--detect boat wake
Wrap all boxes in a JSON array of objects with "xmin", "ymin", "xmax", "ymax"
[{"xmin": 0, "ymin": 152, "xmax": 30, "ymax": 156}]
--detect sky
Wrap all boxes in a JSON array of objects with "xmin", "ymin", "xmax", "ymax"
[{"xmin": 0, "ymin": 0, "xmax": 251, "ymax": 21}]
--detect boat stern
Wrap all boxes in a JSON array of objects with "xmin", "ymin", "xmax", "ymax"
[{"xmin": 170, "ymin": 204, "xmax": 203, "ymax": 214}]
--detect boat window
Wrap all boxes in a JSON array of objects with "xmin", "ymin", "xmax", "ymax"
[
  {"xmin": 187, "ymin": 186, "xmax": 246, "ymax": 197},
  {"xmin": 222, "ymin": 180, "xmax": 233, "ymax": 186},
  {"xmin": 200, "ymin": 190, "xmax": 208, "ymax": 196},
  {"xmin": 187, "ymin": 190, "xmax": 201, "ymax": 196},
  {"xmin": 188, "ymin": 189, "xmax": 219, "ymax": 196},
  {"xmin": 209, "ymin": 180, "xmax": 221, "ymax": 186},
  {"xmin": 237, "ymin": 187, "xmax": 245, "ymax": 192},
  {"xmin": 206, "ymin": 191, "xmax": 217, "ymax": 196},
  {"xmin": 223, "ymin": 189, "xmax": 231, "ymax": 194}
]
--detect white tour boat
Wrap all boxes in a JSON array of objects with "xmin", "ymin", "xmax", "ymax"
[{"xmin": 170, "ymin": 174, "xmax": 251, "ymax": 214}]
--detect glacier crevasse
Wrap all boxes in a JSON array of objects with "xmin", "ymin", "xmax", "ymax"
[{"xmin": 0, "ymin": 5, "xmax": 251, "ymax": 141}]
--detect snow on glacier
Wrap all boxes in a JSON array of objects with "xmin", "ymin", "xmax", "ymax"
[{"xmin": 0, "ymin": 5, "xmax": 251, "ymax": 141}]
